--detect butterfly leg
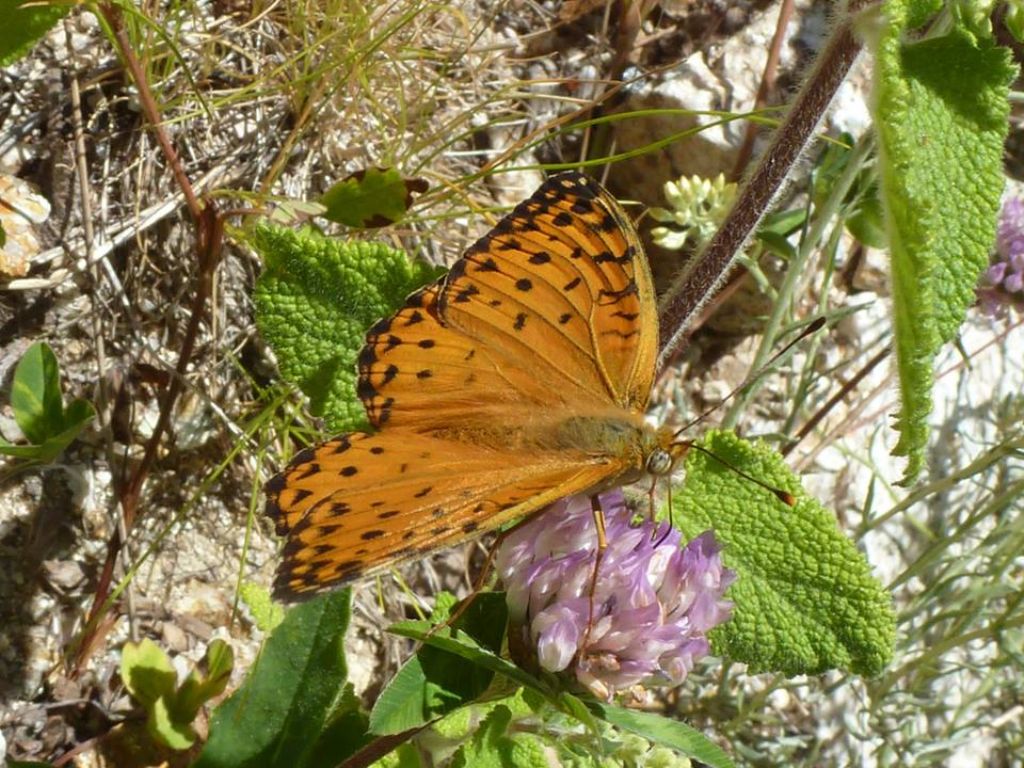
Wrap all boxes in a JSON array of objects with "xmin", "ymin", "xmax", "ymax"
[
  {"xmin": 428, "ymin": 532, "xmax": 505, "ymax": 638},
  {"xmin": 581, "ymin": 494, "xmax": 608, "ymax": 658}
]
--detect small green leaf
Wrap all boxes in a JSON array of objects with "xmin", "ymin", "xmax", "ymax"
[
  {"xmin": 252, "ymin": 225, "xmax": 443, "ymax": 432},
  {"xmin": 675, "ymin": 431, "xmax": 895, "ymax": 677},
  {"xmin": 755, "ymin": 230, "xmax": 797, "ymax": 260},
  {"xmin": 120, "ymin": 638, "xmax": 177, "ymax": 710},
  {"xmin": 172, "ymin": 639, "xmax": 234, "ymax": 723},
  {"xmin": 1007, "ymin": 0, "xmax": 1024, "ymax": 43},
  {"xmin": 759, "ymin": 207, "xmax": 807, "ymax": 238},
  {"xmin": 195, "ymin": 589, "xmax": 353, "ymax": 768},
  {"xmin": 592, "ymin": 703, "xmax": 735, "ymax": 768},
  {"xmin": 148, "ymin": 694, "xmax": 197, "ymax": 750},
  {"xmin": 0, "ymin": 439, "xmax": 49, "ymax": 459},
  {"xmin": 905, "ymin": 0, "xmax": 942, "ymax": 27},
  {"xmin": 239, "ymin": 581, "xmax": 285, "ymax": 632},
  {"xmin": 370, "ymin": 593, "xmax": 509, "ymax": 735},
  {"xmin": 321, "ymin": 167, "xmax": 428, "ymax": 228},
  {"xmin": 387, "ymin": 622, "xmax": 545, "ymax": 696},
  {"xmin": 874, "ymin": 6, "xmax": 1016, "ymax": 482},
  {"xmin": 369, "ymin": 654, "xmax": 437, "ymax": 736},
  {"xmin": 846, "ymin": 183, "xmax": 887, "ymax": 250},
  {"xmin": 2, "ymin": 344, "xmax": 94, "ymax": 462},
  {"xmin": 0, "ymin": 0, "xmax": 70, "ymax": 66},
  {"xmin": 18, "ymin": 409, "xmax": 95, "ymax": 464},
  {"xmin": 11, "ymin": 342, "xmax": 65, "ymax": 444}
]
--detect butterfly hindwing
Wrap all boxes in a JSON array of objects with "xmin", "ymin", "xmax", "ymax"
[
  {"xmin": 266, "ymin": 430, "xmax": 629, "ymax": 598},
  {"xmin": 357, "ymin": 283, "xmax": 555, "ymax": 430}
]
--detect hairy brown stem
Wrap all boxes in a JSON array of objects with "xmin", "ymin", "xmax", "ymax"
[
  {"xmin": 75, "ymin": 4, "xmax": 222, "ymax": 672},
  {"xmin": 656, "ymin": 0, "xmax": 879, "ymax": 368}
]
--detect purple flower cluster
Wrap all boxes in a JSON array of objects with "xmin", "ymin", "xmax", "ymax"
[
  {"xmin": 496, "ymin": 489, "xmax": 735, "ymax": 700},
  {"xmin": 980, "ymin": 196, "xmax": 1024, "ymax": 313}
]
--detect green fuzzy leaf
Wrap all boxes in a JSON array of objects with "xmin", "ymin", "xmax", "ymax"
[
  {"xmin": 0, "ymin": 0, "xmax": 70, "ymax": 67},
  {"xmin": 874, "ymin": 7, "xmax": 1015, "ymax": 483},
  {"xmin": 675, "ymin": 431, "xmax": 895, "ymax": 677},
  {"xmin": 11, "ymin": 342, "xmax": 65, "ymax": 444},
  {"xmin": 321, "ymin": 167, "xmax": 429, "ymax": 228},
  {"xmin": 120, "ymin": 638, "xmax": 177, "ymax": 710},
  {"xmin": 591, "ymin": 704, "xmax": 734, "ymax": 768},
  {"xmin": 252, "ymin": 225, "xmax": 442, "ymax": 432},
  {"xmin": 195, "ymin": 589, "xmax": 353, "ymax": 768},
  {"xmin": 904, "ymin": 0, "xmax": 943, "ymax": 29}
]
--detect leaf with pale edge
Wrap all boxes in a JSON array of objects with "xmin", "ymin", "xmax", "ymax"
[
  {"xmin": 873, "ymin": 5, "xmax": 1015, "ymax": 483},
  {"xmin": 321, "ymin": 167, "xmax": 429, "ymax": 228},
  {"xmin": 675, "ymin": 431, "xmax": 895, "ymax": 677},
  {"xmin": 252, "ymin": 225, "xmax": 442, "ymax": 432}
]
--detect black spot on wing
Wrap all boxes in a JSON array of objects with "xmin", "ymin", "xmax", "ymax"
[{"xmin": 454, "ymin": 284, "xmax": 481, "ymax": 303}]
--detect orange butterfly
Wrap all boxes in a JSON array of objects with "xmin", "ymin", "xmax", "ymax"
[{"xmin": 266, "ymin": 171, "xmax": 686, "ymax": 599}]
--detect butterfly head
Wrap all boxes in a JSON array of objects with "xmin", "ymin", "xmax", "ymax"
[{"xmin": 644, "ymin": 427, "xmax": 691, "ymax": 477}]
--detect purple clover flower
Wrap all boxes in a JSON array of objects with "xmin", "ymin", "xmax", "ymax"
[
  {"xmin": 980, "ymin": 196, "xmax": 1024, "ymax": 313},
  {"xmin": 496, "ymin": 489, "xmax": 735, "ymax": 700}
]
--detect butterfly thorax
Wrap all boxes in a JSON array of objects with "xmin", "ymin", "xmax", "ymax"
[{"xmin": 432, "ymin": 411, "xmax": 676, "ymax": 484}]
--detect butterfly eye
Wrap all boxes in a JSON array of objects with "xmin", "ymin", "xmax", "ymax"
[{"xmin": 646, "ymin": 448, "xmax": 673, "ymax": 476}]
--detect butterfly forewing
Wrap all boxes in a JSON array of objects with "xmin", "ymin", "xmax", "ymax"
[
  {"xmin": 358, "ymin": 283, "xmax": 556, "ymax": 430},
  {"xmin": 440, "ymin": 172, "xmax": 658, "ymax": 410},
  {"xmin": 266, "ymin": 430, "xmax": 630, "ymax": 598},
  {"xmin": 357, "ymin": 173, "xmax": 657, "ymax": 431}
]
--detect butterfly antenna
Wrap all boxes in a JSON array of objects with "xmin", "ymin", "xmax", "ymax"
[
  {"xmin": 673, "ymin": 316, "xmax": 826, "ymax": 439},
  {"xmin": 686, "ymin": 442, "xmax": 796, "ymax": 506}
]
